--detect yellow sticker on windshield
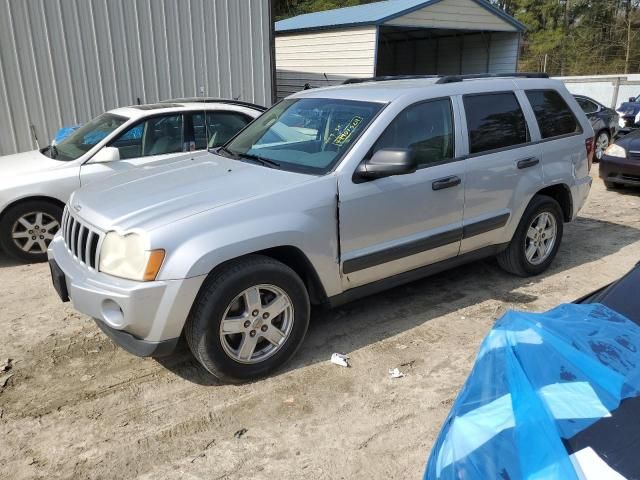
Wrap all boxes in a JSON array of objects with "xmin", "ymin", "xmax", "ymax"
[{"xmin": 332, "ymin": 116, "xmax": 363, "ymax": 146}]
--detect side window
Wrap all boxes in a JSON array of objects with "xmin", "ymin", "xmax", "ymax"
[
  {"xmin": 576, "ymin": 97, "xmax": 598, "ymax": 115},
  {"xmin": 463, "ymin": 92, "xmax": 529, "ymax": 154},
  {"xmin": 110, "ymin": 114, "xmax": 184, "ymax": 159},
  {"xmin": 191, "ymin": 111, "xmax": 251, "ymax": 149},
  {"xmin": 372, "ymin": 99, "xmax": 454, "ymax": 167},
  {"xmin": 526, "ymin": 90, "xmax": 582, "ymax": 139}
]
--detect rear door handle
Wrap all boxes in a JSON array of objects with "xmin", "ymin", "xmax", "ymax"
[
  {"xmin": 432, "ymin": 175, "xmax": 462, "ymax": 191},
  {"xmin": 517, "ymin": 157, "xmax": 540, "ymax": 169}
]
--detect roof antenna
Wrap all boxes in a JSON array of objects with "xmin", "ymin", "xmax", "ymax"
[{"xmin": 323, "ymin": 73, "xmax": 330, "ymax": 85}]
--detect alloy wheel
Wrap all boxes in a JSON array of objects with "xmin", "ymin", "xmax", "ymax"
[
  {"xmin": 11, "ymin": 211, "xmax": 59, "ymax": 254},
  {"xmin": 524, "ymin": 212, "xmax": 557, "ymax": 265},
  {"xmin": 595, "ymin": 132, "xmax": 609, "ymax": 160},
  {"xmin": 219, "ymin": 284, "xmax": 294, "ymax": 364}
]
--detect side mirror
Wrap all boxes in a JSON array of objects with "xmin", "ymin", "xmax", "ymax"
[
  {"xmin": 630, "ymin": 97, "xmax": 636, "ymax": 103},
  {"xmin": 91, "ymin": 146, "xmax": 120, "ymax": 163},
  {"xmin": 356, "ymin": 148, "xmax": 417, "ymax": 180}
]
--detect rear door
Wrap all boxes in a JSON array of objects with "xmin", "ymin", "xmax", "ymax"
[
  {"xmin": 79, "ymin": 113, "xmax": 186, "ymax": 185},
  {"xmin": 338, "ymin": 97, "xmax": 466, "ymax": 289},
  {"xmin": 459, "ymin": 90, "xmax": 543, "ymax": 255}
]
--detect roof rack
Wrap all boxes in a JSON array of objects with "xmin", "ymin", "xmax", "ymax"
[
  {"xmin": 435, "ymin": 72, "xmax": 549, "ymax": 84},
  {"xmin": 160, "ymin": 97, "xmax": 267, "ymax": 111},
  {"xmin": 342, "ymin": 75, "xmax": 440, "ymax": 85},
  {"xmin": 341, "ymin": 73, "xmax": 549, "ymax": 86}
]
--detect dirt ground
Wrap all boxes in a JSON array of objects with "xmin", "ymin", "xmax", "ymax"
[{"xmin": 1, "ymin": 165, "xmax": 639, "ymax": 480}]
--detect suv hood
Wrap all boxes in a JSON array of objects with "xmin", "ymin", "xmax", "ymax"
[{"xmin": 71, "ymin": 153, "xmax": 314, "ymax": 231}]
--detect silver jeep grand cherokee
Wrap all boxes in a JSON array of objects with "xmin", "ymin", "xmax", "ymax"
[{"xmin": 49, "ymin": 74, "xmax": 593, "ymax": 382}]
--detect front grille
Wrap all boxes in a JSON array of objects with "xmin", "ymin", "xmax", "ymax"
[{"xmin": 61, "ymin": 207, "xmax": 103, "ymax": 269}]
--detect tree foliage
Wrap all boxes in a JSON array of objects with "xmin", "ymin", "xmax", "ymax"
[{"xmin": 274, "ymin": 0, "xmax": 640, "ymax": 75}]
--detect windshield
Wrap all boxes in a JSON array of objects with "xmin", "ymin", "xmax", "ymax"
[
  {"xmin": 223, "ymin": 98, "xmax": 384, "ymax": 173},
  {"xmin": 46, "ymin": 113, "xmax": 128, "ymax": 161}
]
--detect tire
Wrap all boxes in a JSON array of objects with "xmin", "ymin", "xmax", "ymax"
[
  {"xmin": 497, "ymin": 195, "xmax": 564, "ymax": 277},
  {"xmin": 0, "ymin": 200, "xmax": 63, "ymax": 263},
  {"xmin": 185, "ymin": 255, "xmax": 310, "ymax": 383},
  {"xmin": 604, "ymin": 181, "xmax": 624, "ymax": 190},
  {"xmin": 594, "ymin": 130, "xmax": 610, "ymax": 162}
]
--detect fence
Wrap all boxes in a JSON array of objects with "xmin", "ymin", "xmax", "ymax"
[{"xmin": 556, "ymin": 74, "xmax": 640, "ymax": 108}]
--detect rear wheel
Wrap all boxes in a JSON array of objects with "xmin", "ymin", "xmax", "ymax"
[
  {"xmin": 594, "ymin": 130, "xmax": 610, "ymax": 161},
  {"xmin": 497, "ymin": 195, "xmax": 564, "ymax": 277},
  {"xmin": 0, "ymin": 200, "xmax": 63, "ymax": 263},
  {"xmin": 185, "ymin": 255, "xmax": 310, "ymax": 383}
]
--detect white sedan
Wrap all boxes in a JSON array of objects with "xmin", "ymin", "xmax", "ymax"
[{"xmin": 0, "ymin": 99, "xmax": 264, "ymax": 262}]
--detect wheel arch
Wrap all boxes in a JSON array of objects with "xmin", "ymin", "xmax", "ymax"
[
  {"xmin": 534, "ymin": 184, "xmax": 572, "ymax": 222},
  {"xmin": 199, "ymin": 246, "xmax": 328, "ymax": 306},
  {"xmin": 0, "ymin": 195, "xmax": 66, "ymax": 222}
]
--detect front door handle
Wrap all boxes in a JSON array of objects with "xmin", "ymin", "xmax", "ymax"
[
  {"xmin": 432, "ymin": 175, "xmax": 462, "ymax": 191},
  {"xmin": 517, "ymin": 157, "xmax": 540, "ymax": 169}
]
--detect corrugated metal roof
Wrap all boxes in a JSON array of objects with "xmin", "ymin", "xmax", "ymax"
[{"xmin": 275, "ymin": 0, "xmax": 525, "ymax": 33}]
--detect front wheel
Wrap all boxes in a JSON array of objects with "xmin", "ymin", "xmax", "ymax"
[
  {"xmin": 0, "ymin": 200, "xmax": 63, "ymax": 263},
  {"xmin": 497, "ymin": 195, "xmax": 564, "ymax": 277},
  {"xmin": 185, "ymin": 255, "xmax": 310, "ymax": 383}
]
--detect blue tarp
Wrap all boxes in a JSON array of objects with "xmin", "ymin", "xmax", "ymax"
[{"xmin": 425, "ymin": 303, "xmax": 640, "ymax": 479}]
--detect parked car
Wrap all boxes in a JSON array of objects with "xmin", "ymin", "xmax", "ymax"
[
  {"xmin": 49, "ymin": 73, "xmax": 593, "ymax": 382},
  {"xmin": 573, "ymin": 94, "xmax": 619, "ymax": 160},
  {"xmin": 0, "ymin": 100, "xmax": 264, "ymax": 262},
  {"xmin": 616, "ymin": 94, "xmax": 640, "ymax": 134},
  {"xmin": 599, "ymin": 128, "xmax": 640, "ymax": 190}
]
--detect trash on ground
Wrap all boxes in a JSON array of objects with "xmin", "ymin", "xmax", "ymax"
[
  {"xmin": 0, "ymin": 373, "xmax": 14, "ymax": 388},
  {"xmin": 389, "ymin": 368, "xmax": 405, "ymax": 379},
  {"xmin": 331, "ymin": 353, "xmax": 350, "ymax": 367}
]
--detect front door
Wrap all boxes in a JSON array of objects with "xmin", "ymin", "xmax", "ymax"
[
  {"xmin": 338, "ymin": 97, "xmax": 466, "ymax": 290},
  {"xmin": 79, "ymin": 113, "xmax": 186, "ymax": 186}
]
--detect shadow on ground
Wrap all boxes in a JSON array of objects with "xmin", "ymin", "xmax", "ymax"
[{"xmin": 158, "ymin": 216, "xmax": 640, "ymax": 385}]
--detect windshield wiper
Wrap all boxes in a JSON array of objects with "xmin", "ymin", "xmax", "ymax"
[{"xmin": 237, "ymin": 152, "xmax": 281, "ymax": 169}]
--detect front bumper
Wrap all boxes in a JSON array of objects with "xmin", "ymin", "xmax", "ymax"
[
  {"xmin": 599, "ymin": 155, "xmax": 640, "ymax": 186},
  {"xmin": 48, "ymin": 234, "xmax": 206, "ymax": 356}
]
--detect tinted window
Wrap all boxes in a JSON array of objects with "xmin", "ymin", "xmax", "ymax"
[
  {"xmin": 526, "ymin": 90, "xmax": 582, "ymax": 139},
  {"xmin": 464, "ymin": 92, "xmax": 529, "ymax": 154},
  {"xmin": 110, "ymin": 114, "xmax": 184, "ymax": 159},
  {"xmin": 373, "ymin": 99, "xmax": 454, "ymax": 166},
  {"xmin": 575, "ymin": 97, "xmax": 598, "ymax": 115},
  {"xmin": 191, "ymin": 111, "xmax": 251, "ymax": 149}
]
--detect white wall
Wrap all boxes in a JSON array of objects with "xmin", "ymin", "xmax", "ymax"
[
  {"xmin": 557, "ymin": 74, "xmax": 640, "ymax": 108},
  {"xmin": 275, "ymin": 27, "xmax": 377, "ymax": 99},
  {"xmin": 386, "ymin": 0, "xmax": 516, "ymax": 32}
]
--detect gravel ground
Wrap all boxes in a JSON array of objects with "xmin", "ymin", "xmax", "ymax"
[{"xmin": 1, "ymin": 166, "xmax": 639, "ymax": 480}]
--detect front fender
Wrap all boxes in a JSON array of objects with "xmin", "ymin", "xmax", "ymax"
[{"xmin": 153, "ymin": 176, "xmax": 343, "ymax": 297}]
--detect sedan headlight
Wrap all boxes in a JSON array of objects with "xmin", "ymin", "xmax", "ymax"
[
  {"xmin": 604, "ymin": 144, "xmax": 626, "ymax": 158},
  {"xmin": 99, "ymin": 231, "xmax": 165, "ymax": 281}
]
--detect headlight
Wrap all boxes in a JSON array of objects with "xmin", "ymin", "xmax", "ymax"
[
  {"xmin": 99, "ymin": 231, "xmax": 165, "ymax": 281},
  {"xmin": 604, "ymin": 144, "xmax": 626, "ymax": 158}
]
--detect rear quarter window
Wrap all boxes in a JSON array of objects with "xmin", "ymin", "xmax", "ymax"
[
  {"xmin": 526, "ymin": 90, "xmax": 582, "ymax": 139},
  {"xmin": 463, "ymin": 92, "xmax": 530, "ymax": 154}
]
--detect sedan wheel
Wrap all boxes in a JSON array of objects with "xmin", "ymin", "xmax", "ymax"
[
  {"xmin": 595, "ymin": 131, "xmax": 610, "ymax": 161},
  {"xmin": 11, "ymin": 211, "xmax": 59, "ymax": 255}
]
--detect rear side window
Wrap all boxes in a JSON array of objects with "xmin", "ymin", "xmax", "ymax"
[
  {"xmin": 463, "ymin": 92, "xmax": 529, "ymax": 154},
  {"xmin": 372, "ymin": 98, "xmax": 455, "ymax": 166},
  {"xmin": 575, "ymin": 96, "xmax": 598, "ymax": 115},
  {"xmin": 526, "ymin": 90, "xmax": 582, "ymax": 139}
]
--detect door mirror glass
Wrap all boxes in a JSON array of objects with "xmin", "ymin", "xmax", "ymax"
[
  {"xmin": 630, "ymin": 97, "xmax": 636, "ymax": 102},
  {"xmin": 357, "ymin": 149, "xmax": 417, "ymax": 180},
  {"xmin": 91, "ymin": 146, "xmax": 120, "ymax": 163}
]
